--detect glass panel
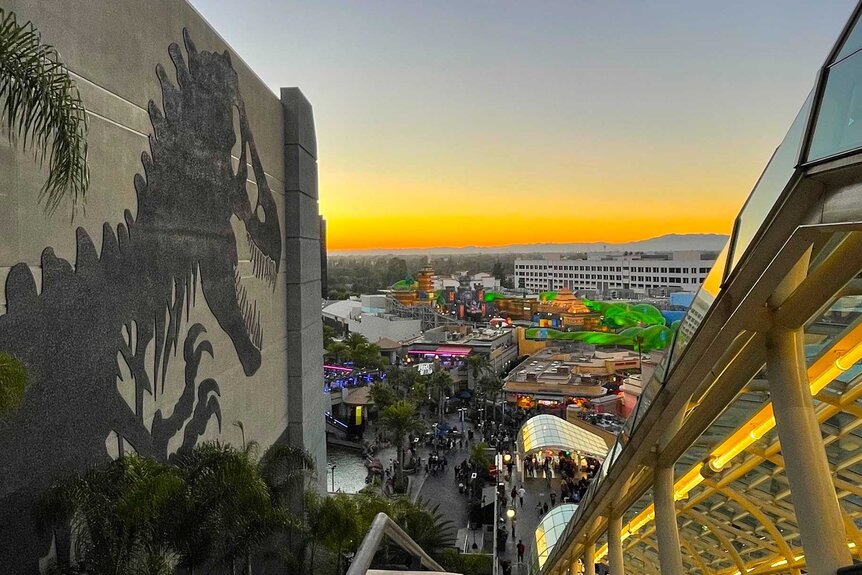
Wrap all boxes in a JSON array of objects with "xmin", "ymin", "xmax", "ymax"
[
  {"xmin": 650, "ymin": 331, "xmax": 675, "ymax": 383},
  {"xmin": 809, "ymin": 51, "xmax": 862, "ymax": 160},
  {"xmin": 533, "ymin": 504, "xmax": 578, "ymax": 571},
  {"xmin": 835, "ymin": 11, "xmax": 862, "ymax": 64},
  {"xmin": 730, "ymin": 90, "xmax": 813, "ymax": 271},
  {"xmin": 804, "ymin": 294, "xmax": 862, "ymax": 357},
  {"xmin": 670, "ymin": 243, "xmax": 731, "ymax": 370}
]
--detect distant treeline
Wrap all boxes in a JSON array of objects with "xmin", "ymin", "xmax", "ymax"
[{"xmin": 326, "ymin": 253, "xmax": 539, "ymax": 299}]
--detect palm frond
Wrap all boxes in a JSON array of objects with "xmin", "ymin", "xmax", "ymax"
[{"xmin": 0, "ymin": 8, "xmax": 88, "ymax": 214}]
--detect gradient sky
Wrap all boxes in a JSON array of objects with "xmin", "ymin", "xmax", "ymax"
[{"xmin": 190, "ymin": 0, "xmax": 856, "ymax": 251}]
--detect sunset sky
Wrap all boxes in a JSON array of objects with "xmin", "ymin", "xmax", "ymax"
[{"xmin": 191, "ymin": 0, "xmax": 856, "ymax": 252}]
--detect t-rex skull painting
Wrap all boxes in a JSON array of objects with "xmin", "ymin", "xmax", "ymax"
[{"xmin": 0, "ymin": 30, "xmax": 282, "ymax": 571}]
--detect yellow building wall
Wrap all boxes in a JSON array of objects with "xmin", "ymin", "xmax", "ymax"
[{"xmin": 517, "ymin": 327, "xmax": 547, "ymax": 356}]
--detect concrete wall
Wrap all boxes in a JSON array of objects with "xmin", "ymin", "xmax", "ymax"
[
  {"xmin": 0, "ymin": 0, "xmax": 323, "ymax": 570},
  {"xmin": 347, "ymin": 314, "xmax": 422, "ymax": 344}
]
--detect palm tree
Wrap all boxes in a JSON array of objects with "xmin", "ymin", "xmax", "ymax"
[
  {"xmin": 42, "ymin": 455, "xmax": 182, "ymax": 575},
  {"xmin": 477, "ymin": 374, "xmax": 504, "ymax": 422},
  {"xmin": 319, "ymin": 493, "xmax": 359, "ymax": 575},
  {"xmin": 325, "ymin": 341, "xmax": 351, "ymax": 363},
  {"xmin": 465, "ymin": 353, "xmax": 491, "ymax": 390},
  {"xmin": 302, "ymin": 491, "xmax": 325, "ymax": 575},
  {"xmin": 256, "ymin": 442, "xmax": 316, "ymax": 503},
  {"xmin": 406, "ymin": 377, "xmax": 429, "ymax": 408},
  {"xmin": 170, "ymin": 442, "xmax": 296, "ymax": 575},
  {"xmin": 368, "ymin": 381, "xmax": 397, "ymax": 411},
  {"xmin": 323, "ymin": 325, "xmax": 337, "ymax": 350},
  {"xmin": 350, "ymin": 341, "xmax": 384, "ymax": 369},
  {"xmin": 469, "ymin": 442, "xmax": 493, "ymax": 473},
  {"xmin": 315, "ymin": 490, "xmax": 453, "ymax": 570},
  {"xmin": 43, "ymin": 440, "xmax": 312, "ymax": 575},
  {"xmin": 428, "ymin": 371, "xmax": 453, "ymax": 420},
  {"xmin": 379, "ymin": 400, "xmax": 424, "ymax": 483},
  {"xmin": 0, "ymin": 10, "xmax": 89, "ymax": 418},
  {"xmin": 385, "ymin": 366, "xmax": 421, "ymax": 399},
  {"xmin": 0, "ymin": 9, "xmax": 89, "ymax": 213},
  {"xmin": 344, "ymin": 332, "xmax": 368, "ymax": 351},
  {"xmin": 389, "ymin": 497, "xmax": 455, "ymax": 556}
]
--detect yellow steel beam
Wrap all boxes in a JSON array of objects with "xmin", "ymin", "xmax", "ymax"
[
  {"xmin": 709, "ymin": 483, "xmax": 796, "ymax": 565},
  {"xmin": 682, "ymin": 509, "xmax": 748, "ymax": 575}
]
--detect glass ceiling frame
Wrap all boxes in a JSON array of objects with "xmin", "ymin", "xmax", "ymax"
[
  {"xmin": 517, "ymin": 414, "xmax": 609, "ymax": 459},
  {"xmin": 609, "ymin": 292, "xmax": 862, "ymax": 574},
  {"xmin": 542, "ymin": 225, "xmax": 862, "ymax": 575}
]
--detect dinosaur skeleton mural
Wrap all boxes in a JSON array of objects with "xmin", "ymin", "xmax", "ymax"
[{"xmin": 0, "ymin": 30, "xmax": 283, "ymax": 571}]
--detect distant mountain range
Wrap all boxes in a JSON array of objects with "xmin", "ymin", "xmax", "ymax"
[{"xmin": 330, "ymin": 233, "xmax": 729, "ymax": 256}]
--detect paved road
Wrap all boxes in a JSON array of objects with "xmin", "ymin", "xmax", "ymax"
[{"xmin": 415, "ymin": 411, "xmax": 473, "ymax": 546}]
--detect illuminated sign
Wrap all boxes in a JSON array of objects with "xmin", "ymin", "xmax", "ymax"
[{"xmin": 415, "ymin": 363, "xmax": 434, "ymax": 376}]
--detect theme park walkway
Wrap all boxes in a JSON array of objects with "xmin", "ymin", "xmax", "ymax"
[
  {"xmin": 414, "ymin": 410, "xmax": 471, "ymax": 546},
  {"xmin": 499, "ymin": 472, "xmax": 562, "ymax": 574}
]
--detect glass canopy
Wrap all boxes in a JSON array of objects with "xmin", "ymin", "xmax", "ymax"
[
  {"xmin": 531, "ymin": 503, "xmax": 579, "ymax": 574},
  {"xmin": 517, "ymin": 414, "xmax": 609, "ymax": 459}
]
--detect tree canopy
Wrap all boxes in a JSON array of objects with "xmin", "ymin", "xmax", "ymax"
[{"xmin": 43, "ymin": 440, "xmax": 314, "ymax": 575}]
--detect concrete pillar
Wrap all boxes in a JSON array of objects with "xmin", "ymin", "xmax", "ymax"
[
  {"xmin": 584, "ymin": 542, "xmax": 596, "ymax": 575},
  {"xmin": 766, "ymin": 326, "xmax": 852, "ymax": 574},
  {"xmin": 281, "ymin": 88, "xmax": 327, "ymax": 488},
  {"xmin": 608, "ymin": 514, "xmax": 625, "ymax": 575},
  {"xmin": 653, "ymin": 465, "xmax": 684, "ymax": 575}
]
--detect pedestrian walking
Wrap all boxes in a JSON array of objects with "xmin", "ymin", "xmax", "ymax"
[
  {"xmin": 511, "ymin": 517, "xmax": 516, "ymax": 539},
  {"xmin": 511, "ymin": 485, "xmax": 518, "ymax": 501},
  {"xmin": 518, "ymin": 485, "xmax": 526, "ymax": 508},
  {"xmin": 517, "ymin": 540, "xmax": 525, "ymax": 563},
  {"xmin": 550, "ymin": 492, "xmax": 556, "ymax": 507}
]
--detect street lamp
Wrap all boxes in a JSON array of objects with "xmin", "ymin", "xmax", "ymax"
[
  {"xmin": 328, "ymin": 462, "xmax": 337, "ymax": 493},
  {"xmin": 506, "ymin": 508, "xmax": 515, "ymax": 520}
]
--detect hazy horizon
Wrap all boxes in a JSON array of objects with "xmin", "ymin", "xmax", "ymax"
[
  {"xmin": 328, "ymin": 232, "xmax": 728, "ymax": 256},
  {"xmin": 190, "ymin": 0, "xmax": 856, "ymax": 251}
]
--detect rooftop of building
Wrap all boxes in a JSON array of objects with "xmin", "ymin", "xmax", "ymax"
[
  {"xmin": 322, "ymin": 298, "xmax": 361, "ymax": 321},
  {"xmin": 515, "ymin": 250, "xmax": 719, "ymax": 263},
  {"xmin": 503, "ymin": 347, "xmax": 639, "ymax": 396},
  {"xmin": 374, "ymin": 337, "xmax": 402, "ymax": 350},
  {"xmin": 410, "ymin": 324, "xmax": 515, "ymax": 347}
]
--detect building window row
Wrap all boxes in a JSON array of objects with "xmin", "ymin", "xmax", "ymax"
[{"xmin": 515, "ymin": 264, "xmax": 709, "ymax": 274}]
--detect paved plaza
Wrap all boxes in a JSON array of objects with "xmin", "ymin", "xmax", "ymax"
[
  {"xmin": 498, "ymin": 471, "xmax": 562, "ymax": 574},
  {"xmin": 399, "ymin": 409, "xmax": 570, "ymax": 574},
  {"xmin": 414, "ymin": 411, "xmax": 472, "ymax": 545}
]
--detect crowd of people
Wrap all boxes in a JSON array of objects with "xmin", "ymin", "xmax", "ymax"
[{"xmin": 356, "ymin": 387, "xmax": 610, "ymax": 573}]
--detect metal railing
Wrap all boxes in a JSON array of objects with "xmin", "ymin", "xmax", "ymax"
[{"xmin": 347, "ymin": 512, "xmax": 448, "ymax": 575}]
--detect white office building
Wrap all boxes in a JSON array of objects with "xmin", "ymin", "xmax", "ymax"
[{"xmin": 514, "ymin": 251, "xmax": 717, "ymax": 295}]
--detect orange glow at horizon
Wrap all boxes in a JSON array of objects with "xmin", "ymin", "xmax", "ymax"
[
  {"xmin": 318, "ymin": 127, "xmax": 761, "ymax": 252},
  {"xmin": 325, "ymin": 212, "xmax": 735, "ymax": 251},
  {"xmin": 320, "ymin": 167, "xmax": 743, "ymax": 251}
]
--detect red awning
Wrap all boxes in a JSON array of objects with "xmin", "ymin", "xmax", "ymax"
[{"xmin": 435, "ymin": 346, "xmax": 473, "ymax": 356}]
